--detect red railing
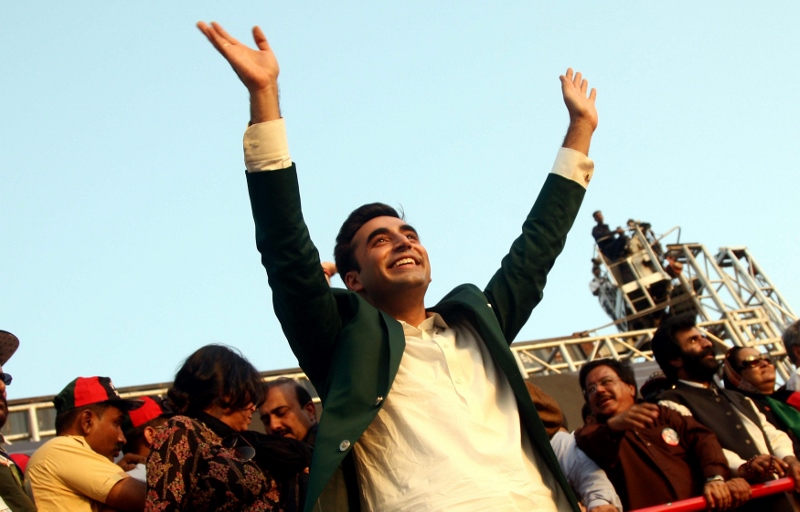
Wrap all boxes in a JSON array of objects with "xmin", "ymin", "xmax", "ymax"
[{"xmin": 631, "ymin": 477, "xmax": 794, "ymax": 512}]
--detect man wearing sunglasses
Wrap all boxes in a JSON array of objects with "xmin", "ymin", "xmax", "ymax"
[
  {"xmin": 652, "ymin": 313, "xmax": 800, "ymax": 511},
  {"xmin": 0, "ymin": 331, "xmax": 36, "ymax": 512}
]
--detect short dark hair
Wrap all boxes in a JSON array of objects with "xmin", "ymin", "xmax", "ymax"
[
  {"xmin": 265, "ymin": 377, "xmax": 313, "ymax": 408},
  {"xmin": 783, "ymin": 320, "xmax": 800, "ymax": 365},
  {"xmin": 651, "ymin": 313, "xmax": 698, "ymax": 381},
  {"xmin": 122, "ymin": 416, "xmax": 169, "ymax": 455},
  {"xmin": 334, "ymin": 203, "xmax": 401, "ymax": 282},
  {"xmin": 55, "ymin": 403, "xmax": 110, "ymax": 435},
  {"xmin": 167, "ymin": 344, "xmax": 264, "ymax": 415},
  {"xmin": 578, "ymin": 358, "xmax": 637, "ymax": 398}
]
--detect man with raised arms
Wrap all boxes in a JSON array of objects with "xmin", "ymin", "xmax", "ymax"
[{"xmin": 198, "ymin": 21, "xmax": 597, "ymax": 511}]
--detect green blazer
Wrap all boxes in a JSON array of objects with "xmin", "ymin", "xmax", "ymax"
[{"xmin": 247, "ymin": 165, "xmax": 585, "ymax": 511}]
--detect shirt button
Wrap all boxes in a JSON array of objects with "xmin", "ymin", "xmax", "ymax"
[
  {"xmin": 745, "ymin": 440, "xmax": 751, "ymax": 444},
  {"xmin": 715, "ymin": 398, "xmax": 721, "ymax": 402},
  {"xmin": 338, "ymin": 440, "xmax": 351, "ymax": 452},
  {"xmin": 455, "ymin": 378, "xmax": 462, "ymax": 384},
  {"xmin": 726, "ymin": 412, "xmax": 732, "ymax": 416},
  {"xmin": 374, "ymin": 396, "xmax": 384, "ymax": 406},
  {"xmin": 442, "ymin": 343, "xmax": 449, "ymax": 349},
  {"xmin": 736, "ymin": 424, "xmax": 742, "ymax": 429}
]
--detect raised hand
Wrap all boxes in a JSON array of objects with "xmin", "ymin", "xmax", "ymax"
[
  {"xmin": 560, "ymin": 68, "xmax": 598, "ymax": 131},
  {"xmin": 197, "ymin": 21, "xmax": 281, "ymax": 123},
  {"xmin": 559, "ymin": 68, "xmax": 598, "ymax": 156}
]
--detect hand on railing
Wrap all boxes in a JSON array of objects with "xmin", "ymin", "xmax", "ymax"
[{"xmin": 630, "ymin": 477, "xmax": 793, "ymax": 512}]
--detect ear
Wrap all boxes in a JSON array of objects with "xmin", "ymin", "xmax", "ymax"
[
  {"xmin": 79, "ymin": 410, "xmax": 95, "ymax": 435},
  {"xmin": 344, "ymin": 270, "xmax": 363, "ymax": 293},
  {"xmin": 143, "ymin": 426, "xmax": 157, "ymax": 447},
  {"xmin": 792, "ymin": 345, "xmax": 800, "ymax": 365},
  {"xmin": 303, "ymin": 401, "xmax": 317, "ymax": 423},
  {"xmin": 626, "ymin": 383, "xmax": 636, "ymax": 397}
]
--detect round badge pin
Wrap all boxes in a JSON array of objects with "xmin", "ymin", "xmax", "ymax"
[{"xmin": 662, "ymin": 427, "xmax": 680, "ymax": 446}]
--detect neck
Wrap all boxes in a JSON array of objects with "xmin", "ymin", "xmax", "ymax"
[{"xmin": 365, "ymin": 291, "xmax": 427, "ymax": 326}]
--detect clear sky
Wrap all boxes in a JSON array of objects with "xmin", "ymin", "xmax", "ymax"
[{"xmin": 3, "ymin": 3, "xmax": 799, "ymax": 399}]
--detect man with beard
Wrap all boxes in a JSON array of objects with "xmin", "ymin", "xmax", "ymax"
[
  {"xmin": 652, "ymin": 313, "xmax": 800, "ymax": 511},
  {"xmin": 0, "ymin": 331, "xmax": 36, "ymax": 512},
  {"xmin": 574, "ymin": 358, "xmax": 749, "ymax": 510}
]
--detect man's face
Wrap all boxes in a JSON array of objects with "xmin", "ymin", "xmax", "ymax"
[
  {"xmin": 584, "ymin": 365, "xmax": 636, "ymax": 419},
  {"xmin": 85, "ymin": 406, "xmax": 126, "ymax": 461},
  {"xmin": 675, "ymin": 327, "xmax": 720, "ymax": 381},
  {"xmin": 260, "ymin": 384, "xmax": 316, "ymax": 442},
  {"xmin": 593, "ymin": 211, "xmax": 604, "ymax": 224},
  {"xmin": 345, "ymin": 216, "xmax": 431, "ymax": 300}
]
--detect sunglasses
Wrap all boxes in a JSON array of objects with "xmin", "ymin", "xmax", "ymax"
[
  {"xmin": 221, "ymin": 434, "xmax": 256, "ymax": 461},
  {"xmin": 738, "ymin": 355, "xmax": 773, "ymax": 371},
  {"xmin": 0, "ymin": 373, "xmax": 12, "ymax": 386}
]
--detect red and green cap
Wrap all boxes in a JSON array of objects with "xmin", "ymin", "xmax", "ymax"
[{"xmin": 53, "ymin": 376, "xmax": 143, "ymax": 415}]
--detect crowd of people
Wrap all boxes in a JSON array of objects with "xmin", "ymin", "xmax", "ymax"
[{"xmin": 3, "ymin": 18, "xmax": 800, "ymax": 512}]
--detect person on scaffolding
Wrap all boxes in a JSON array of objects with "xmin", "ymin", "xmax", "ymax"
[{"xmin": 591, "ymin": 210, "xmax": 628, "ymax": 262}]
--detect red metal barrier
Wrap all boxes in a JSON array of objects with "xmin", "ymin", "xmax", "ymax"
[{"xmin": 630, "ymin": 477, "xmax": 795, "ymax": 512}]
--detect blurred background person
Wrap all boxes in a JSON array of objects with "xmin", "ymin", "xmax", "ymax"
[{"xmin": 121, "ymin": 396, "xmax": 172, "ymax": 482}]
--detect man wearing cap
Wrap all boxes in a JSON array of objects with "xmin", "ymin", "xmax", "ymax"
[
  {"xmin": 0, "ymin": 331, "xmax": 36, "ymax": 512},
  {"xmin": 27, "ymin": 376, "xmax": 146, "ymax": 511}
]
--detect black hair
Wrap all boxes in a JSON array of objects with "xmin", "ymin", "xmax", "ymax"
[
  {"xmin": 334, "ymin": 203, "xmax": 401, "ymax": 282},
  {"xmin": 55, "ymin": 403, "xmax": 111, "ymax": 435},
  {"xmin": 167, "ymin": 344, "xmax": 264, "ymax": 416},
  {"xmin": 578, "ymin": 358, "xmax": 637, "ymax": 398},
  {"xmin": 265, "ymin": 377, "xmax": 313, "ymax": 408},
  {"xmin": 651, "ymin": 313, "xmax": 698, "ymax": 381}
]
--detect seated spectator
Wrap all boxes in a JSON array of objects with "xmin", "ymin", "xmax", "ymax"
[
  {"xmin": 652, "ymin": 313, "xmax": 800, "ymax": 511},
  {"xmin": 261, "ymin": 378, "xmax": 318, "ymax": 446},
  {"xmin": 0, "ymin": 331, "xmax": 35, "ymax": 512},
  {"xmin": 121, "ymin": 396, "xmax": 172, "ymax": 482},
  {"xmin": 27, "ymin": 376, "xmax": 146, "ymax": 511},
  {"xmin": 146, "ymin": 344, "xmax": 282, "ymax": 511},
  {"xmin": 574, "ymin": 358, "xmax": 750, "ymax": 511},
  {"xmin": 723, "ymin": 347, "xmax": 800, "ymax": 453}
]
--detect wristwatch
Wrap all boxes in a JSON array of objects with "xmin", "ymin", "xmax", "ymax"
[{"xmin": 706, "ymin": 475, "xmax": 725, "ymax": 483}]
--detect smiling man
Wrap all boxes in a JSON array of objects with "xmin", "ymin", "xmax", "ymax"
[
  {"xmin": 27, "ymin": 377, "xmax": 146, "ymax": 512},
  {"xmin": 575, "ymin": 358, "xmax": 749, "ymax": 510},
  {"xmin": 198, "ymin": 20, "xmax": 597, "ymax": 511}
]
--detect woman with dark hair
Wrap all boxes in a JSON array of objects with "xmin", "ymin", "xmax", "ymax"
[
  {"xmin": 146, "ymin": 344, "xmax": 288, "ymax": 511},
  {"xmin": 723, "ymin": 346, "xmax": 800, "ymax": 455}
]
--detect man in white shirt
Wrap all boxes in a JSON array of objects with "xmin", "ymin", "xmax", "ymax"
[{"xmin": 197, "ymin": 20, "xmax": 598, "ymax": 511}]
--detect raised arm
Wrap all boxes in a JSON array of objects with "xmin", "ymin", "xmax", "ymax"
[
  {"xmin": 196, "ymin": 21, "xmax": 281, "ymax": 124},
  {"xmin": 560, "ymin": 68, "xmax": 598, "ymax": 156}
]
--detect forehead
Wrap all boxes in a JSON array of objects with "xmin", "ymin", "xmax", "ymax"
[
  {"xmin": 585, "ymin": 365, "xmax": 618, "ymax": 385},
  {"xmin": 267, "ymin": 384, "xmax": 297, "ymax": 407},
  {"xmin": 675, "ymin": 327, "xmax": 704, "ymax": 345},
  {"xmin": 100, "ymin": 406, "xmax": 124, "ymax": 421}
]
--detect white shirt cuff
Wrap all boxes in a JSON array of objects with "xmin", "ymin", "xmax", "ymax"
[
  {"xmin": 243, "ymin": 118, "xmax": 292, "ymax": 172},
  {"xmin": 550, "ymin": 147, "xmax": 594, "ymax": 189}
]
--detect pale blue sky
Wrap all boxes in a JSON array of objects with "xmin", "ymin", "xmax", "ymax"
[{"xmin": 3, "ymin": 3, "xmax": 798, "ymax": 398}]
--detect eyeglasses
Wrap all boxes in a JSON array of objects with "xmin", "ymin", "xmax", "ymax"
[
  {"xmin": 221, "ymin": 434, "xmax": 256, "ymax": 461},
  {"xmin": 585, "ymin": 376, "xmax": 621, "ymax": 397},
  {"xmin": 0, "ymin": 373, "xmax": 12, "ymax": 386},
  {"xmin": 738, "ymin": 355, "xmax": 773, "ymax": 372}
]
